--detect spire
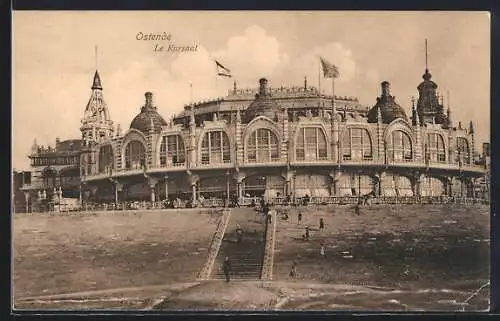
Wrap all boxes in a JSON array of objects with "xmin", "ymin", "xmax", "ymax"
[
  {"xmin": 116, "ymin": 123, "xmax": 122, "ymax": 136},
  {"xmin": 425, "ymin": 38, "xmax": 428, "ymax": 72},
  {"xmin": 233, "ymin": 80, "xmax": 237, "ymax": 94},
  {"xmin": 377, "ymin": 104, "xmax": 382, "ymax": 124},
  {"xmin": 81, "ymin": 67, "xmax": 114, "ymax": 143},
  {"xmin": 469, "ymin": 121, "xmax": 475, "ymax": 134},
  {"xmin": 304, "ymin": 75, "xmax": 307, "ymax": 90},
  {"xmin": 91, "ymin": 70, "xmax": 103, "ymax": 90}
]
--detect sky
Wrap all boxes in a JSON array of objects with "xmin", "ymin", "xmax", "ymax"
[{"xmin": 12, "ymin": 11, "xmax": 490, "ymax": 170}]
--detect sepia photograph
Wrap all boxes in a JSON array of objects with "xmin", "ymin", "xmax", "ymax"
[{"xmin": 12, "ymin": 11, "xmax": 490, "ymax": 312}]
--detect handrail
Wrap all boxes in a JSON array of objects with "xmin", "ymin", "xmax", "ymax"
[
  {"xmin": 197, "ymin": 208, "xmax": 232, "ymax": 280},
  {"xmin": 261, "ymin": 209, "xmax": 277, "ymax": 280}
]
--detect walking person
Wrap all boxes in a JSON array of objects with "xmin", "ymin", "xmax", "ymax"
[
  {"xmin": 298, "ymin": 211, "xmax": 302, "ymax": 225},
  {"xmin": 355, "ymin": 202, "xmax": 360, "ymax": 216},
  {"xmin": 223, "ymin": 256, "xmax": 231, "ymax": 282},
  {"xmin": 304, "ymin": 226, "xmax": 310, "ymax": 241},
  {"xmin": 320, "ymin": 242, "xmax": 326, "ymax": 257},
  {"xmin": 319, "ymin": 217, "xmax": 325, "ymax": 231},
  {"xmin": 235, "ymin": 224, "xmax": 243, "ymax": 244}
]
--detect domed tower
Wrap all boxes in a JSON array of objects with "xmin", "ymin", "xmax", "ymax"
[
  {"xmin": 367, "ymin": 81, "xmax": 408, "ymax": 124},
  {"xmin": 244, "ymin": 78, "xmax": 282, "ymax": 123},
  {"xmin": 416, "ymin": 40, "xmax": 447, "ymax": 125},
  {"xmin": 130, "ymin": 92, "xmax": 167, "ymax": 134},
  {"xmin": 80, "ymin": 70, "xmax": 114, "ymax": 143}
]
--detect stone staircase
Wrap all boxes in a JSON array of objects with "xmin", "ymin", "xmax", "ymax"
[{"xmin": 211, "ymin": 208, "xmax": 267, "ymax": 281}]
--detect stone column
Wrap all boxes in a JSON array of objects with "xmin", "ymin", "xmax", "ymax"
[
  {"xmin": 114, "ymin": 182, "xmax": 123, "ymax": 205},
  {"xmin": 234, "ymin": 171, "xmax": 246, "ymax": 199},
  {"xmin": 24, "ymin": 191, "xmax": 30, "ymax": 213},
  {"xmin": 150, "ymin": 185, "xmax": 156, "ymax": 203},
  {"xmin": 285, "ymin": 180, "xmax": 291, "ymax": 197},
  {"xmin": 237, "ymin": 182, "xmax": 243, "ymax": 198},
  {"xmin": 225, "ymin": 171, "xmax": 230, "ymax": 204},
  {"xmin": 192, "ymin": 183, "xmax": 197, "ymax": 202}
]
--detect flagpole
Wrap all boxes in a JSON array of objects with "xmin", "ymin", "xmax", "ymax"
[
  {"xmin": 190, "ymin": 83, "xmax": 193, "ymax": 106},
  {"xmin": 318, "ymin": 58, "xmax": 322, "ymax": 96}
]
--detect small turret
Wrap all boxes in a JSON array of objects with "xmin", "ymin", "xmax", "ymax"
[
  {"xmin": 469, "ymin": 121, "xmax": 475, "ymax": 134},
  {"xmin": 411, "ymin": 97, "xmax": 417, "ymax": 126}
]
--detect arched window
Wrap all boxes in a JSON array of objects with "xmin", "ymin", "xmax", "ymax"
[
  {"xmin": 246, "ymin": 128, "xmax": 279, "ymax": 163},
  {"xmin": 457, "ymin": 137, "xmax": 471, "ymax": 164},
  {"xmin": 388, "ymin": 130, "xmax": 412, "ymax": 161},
  {"xmin": 159, "ymin": 135, "xmax": 185, "ymax": 166},
  {"xmin": 201, "ymin": 131, "xmax": 231, "ymax": 165},
  {"xmin": 296, "ymin": 127, "xmax": 327, "ymax": 161},
  {"xmin": 342, "ymin": 128, "xmax": 372, "ymax": 160},
  {"xmin": 426, "ymin": 133, "xmax": 446, "ymax": 163},
  {"xmin": 98, "ymin": 145, "xmax": 114, "ymax": 173},
  {"xmin": 124, "ymin": 140, "xmax": 146, "ymax": 169}
]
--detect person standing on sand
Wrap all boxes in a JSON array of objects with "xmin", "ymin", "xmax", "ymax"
[
  {"xmin": 320, "ymin": 242, "xmax": 326, "ymax": 257},
  {"xmin": 223, "ymin": 256, "xmax": 231, "ymax": 282}
]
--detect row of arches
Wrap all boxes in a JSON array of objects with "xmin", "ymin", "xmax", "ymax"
[
  {"xmin": 95, "ymin": 127, "xmax": 472, "ymax": 173},
  {"xmin": 102, "ymin": 173, "xmax": 475, "ymax": 201}
]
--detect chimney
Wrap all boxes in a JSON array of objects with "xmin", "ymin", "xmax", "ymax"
[
  {"xmin": 55, "ymin": 137, "xmax": 60, "ymax": 146},
  {"xmin": 145, "ymin": 92, "xmax": 153, "ymax": 108},
  {"xmin": 259, "ymin": 78, "xmax": 268, "ymax": 96},
  {"xmin": 381, "ymin": 81, "xmax": 390, "ymax": 98}
]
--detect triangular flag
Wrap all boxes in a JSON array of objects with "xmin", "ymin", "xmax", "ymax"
[{"xmin": 215, "ymin": 60, "xmax": 232, "ymax": 78}]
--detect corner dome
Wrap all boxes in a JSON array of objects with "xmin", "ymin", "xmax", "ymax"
[
  {"xmin": 130, "ymin": 92, "xmax": 167, "ymax": 134},
  {"xmin": 367, "ymin": 81, "xmax": 408, "ymax": 124},
  {"xmin": 244, "ymin": 78, "xmax": 282, "ymax": 123}
]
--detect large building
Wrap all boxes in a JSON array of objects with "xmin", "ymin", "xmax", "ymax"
[
  {"xmin": 72, "ymin": 65, "xmax": 488, "ymax": 206},
  {"xmin": 17, "ymin": 63, "xmax": 489, "ymax": 211}
]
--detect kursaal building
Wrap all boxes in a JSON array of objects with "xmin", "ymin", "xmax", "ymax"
[{"xmin": 20, "ymin": 61, "xmax": 490, "ymax": 210}]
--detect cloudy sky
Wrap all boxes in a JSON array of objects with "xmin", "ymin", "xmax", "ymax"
[{"xmin": 12, "ymin": 11, "xmax": 490, "ymax": 170}]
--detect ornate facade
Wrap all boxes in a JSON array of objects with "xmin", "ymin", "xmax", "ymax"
[{"xmin": 77, "ymin": 67, "xmax": 488, "ymax": 205}]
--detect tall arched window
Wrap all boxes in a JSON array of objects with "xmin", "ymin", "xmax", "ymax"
[
  {"xmin": 296, "ymin": 127, "xmax": 327, "ymax": 161},
  {"xmin": 457, "ymin": 137, "xmax": 471, "ymax": 164},
  {"xmin": 388, "ymin": 130, "xmax": 412, "ymax": 161},
  {"xmin": 159, "ymin": 135, "xmax": 185, "ymax": 166},
  {"xmin": 247, "ymin": 128, "xmax": 279, "ymax": 163},
  {"xmin": 342, "ymin": 128, "xmax": 372, "ymax": 160},
  {"xmin": 98, "ymin": 145, "xmax": 114, "ymax": 173},
  {"xmin": 124, "ymin": 140, "xmax": 146, "ymax": 169},
  {"xmin": 426, "ymin": 133, "xmax": 446, "ymax": 163},
  {"xmin": 201, "ymin": 131, "xmax": 231, "ymax": 165}
]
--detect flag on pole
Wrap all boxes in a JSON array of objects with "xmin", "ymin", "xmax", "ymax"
[
  {"xmin": 215, "ymin": 60, "xmax": 232, "ymax": 78},
  {"xmin": 320, "ymin": 57, "xmax": 340, "ymax": 78}
]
